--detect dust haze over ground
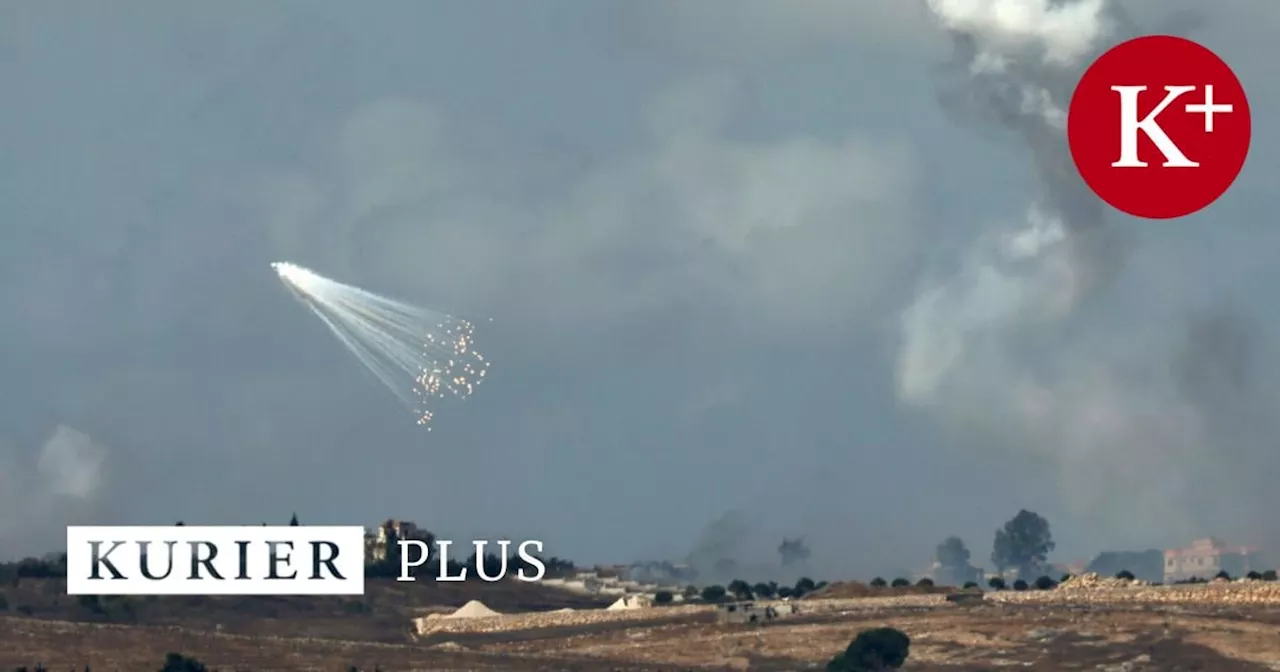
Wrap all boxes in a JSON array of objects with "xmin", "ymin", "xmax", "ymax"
[{"xmin": 2, "ymin": 0, "xmax": 1279, "ymax": 576}]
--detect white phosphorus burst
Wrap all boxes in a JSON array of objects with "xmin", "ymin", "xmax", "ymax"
[{"xmin": 271, "ymin": 262, "xmax": 490, "ymax": 429}]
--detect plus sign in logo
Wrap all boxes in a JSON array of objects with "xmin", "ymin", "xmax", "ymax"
[{"xmin": 1068, "ymin": 35, "xmax": 1251, "ymax": 220}]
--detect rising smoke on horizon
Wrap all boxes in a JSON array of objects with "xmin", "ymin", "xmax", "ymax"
[
  {"xmin": 4, "ymin": 0, "xmax": 1275, "ymax": 574},
  {"xmin": 0, "ymin": 425, "xmax": 108, "ymax": 559},
  {"xmin": 897, "ymin": 0, "xmax": 1273, "ymax": 548},
  {"xmin": 900, "ymin": 0, "xmax": 1120, "ymax": 404}
]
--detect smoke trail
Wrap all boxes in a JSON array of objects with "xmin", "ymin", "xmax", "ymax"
[
  {"xmin": 894, "ymin": 0, "xmax": 1226, "ymax": 543},
  {"xmin": 900, "ymin": 0, "xmax": 1121, "ymax": 405},
  {"xmin": 685, "ymin": 510, "xmax": 750, "ymax": 579},
  {"xmin": 272, "ymin": 261, "xmax": 490, "ymax": 429}
]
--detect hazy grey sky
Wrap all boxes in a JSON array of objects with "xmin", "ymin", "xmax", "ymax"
[{"xmin": 3, "ymin": 0, "xmax": 1279, "ymax": 579}]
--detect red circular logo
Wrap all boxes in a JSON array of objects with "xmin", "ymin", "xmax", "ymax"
[{"xmin": 1067, "ymin": 35, "xmax": 1251, "ymax": 220}]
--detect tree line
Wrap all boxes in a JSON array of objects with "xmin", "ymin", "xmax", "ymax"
[
  {"xmin": 932, "ymin": 508, "xmax": 1280, "ymax": 589},
  {"xmin": 931, "ymin": 509, "xmax": 1056, "ymax": 582}
]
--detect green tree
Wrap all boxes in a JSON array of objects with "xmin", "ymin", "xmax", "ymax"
[
  {"xmin": 869, "ymin": 577, "xmax": 887, "ymax": 588},
  {"xmin": 159, "ymin": 652, "xmax": 207, "ymax": 672},
  {"xmin": 700, "ymin": 584, "xmax": 727, "ymax": 602},
  {"xmin": 289, "ymin": 513, "xmax": 299, "ymax": 526},
  {"xmin": 890, "ymin": 578, "xmax": 909, "ymax": 588},
  {"xmin": 827, "ymin": 627, "xmax": 910, "ymax": 671},
  {"xmin": 364, "ymin": 520, "xmax": 402, "ymax": 578},
  {"xmin": 727, "ymin": 579, "xmax": 753, "ymax": 600},
  {"xmin": 991, "ymin": 510, "xmax": 1055, "ymax": 578},
  {"xmin": 987, "ymin": 576, "xmax": 1005, "ymax": 590},
  {"xmin": 653, "ymin": 590, "xmax": 674, "ymax": 604}
]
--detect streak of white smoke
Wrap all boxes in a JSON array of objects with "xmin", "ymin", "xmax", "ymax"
[
  {"xmin": 899, "ymin": 0, "xmax": 1110, "ymax": 402},
  {"xmin": 899, "ymin": 0, "xmax": 1209, "ymax": 541},
  {"xmin": 898, "ymin": 208, "xmax": 1073, "ymax": 403}
]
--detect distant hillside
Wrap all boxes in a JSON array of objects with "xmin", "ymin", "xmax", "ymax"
[{"xmin": 0, "ymin": 577, "xmax": 611, "ymax": 642}]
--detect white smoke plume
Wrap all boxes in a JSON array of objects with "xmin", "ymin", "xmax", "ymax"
[
  {"xmin": 896, "ymin": 0, "xmax": 1228, "ymax": 545},
  {"xmin": 37, "ymin": 425, "xmax": 107, "ymax": 500},
  {"xmin": 0, "ymin": 424, "xmax": 108, "ymax": 559},
  {"xmin": 901, "ymin": 0, "xmax": 1119, "ymax": 404}
]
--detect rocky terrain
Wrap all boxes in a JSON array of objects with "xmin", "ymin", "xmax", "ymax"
[{"xmin": 6, "ymin": 574, "xmax": 1280, "ymax": 670}]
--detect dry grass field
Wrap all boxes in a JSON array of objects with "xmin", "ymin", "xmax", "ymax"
[{"xmin": 6, "ymin": 576, "xmax": 1280, "ymax": 670}]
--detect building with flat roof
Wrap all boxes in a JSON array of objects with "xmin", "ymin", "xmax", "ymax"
[{"xmin": 1164, "ymin": 538, "xmax": 1262, "ymax": 583}]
